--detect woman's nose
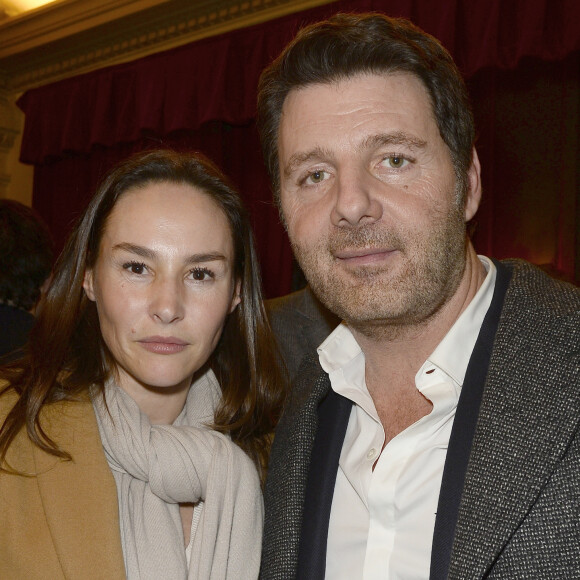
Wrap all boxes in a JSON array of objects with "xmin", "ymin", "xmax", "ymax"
[{"xmin": 149, "ymin": 277, "xmax": 185, "ymax": 324}]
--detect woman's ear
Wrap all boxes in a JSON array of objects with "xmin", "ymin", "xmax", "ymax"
[
  {"xmin": 229, "ymin": 280, "xmax": 242, "ymax": 313},
  {"xmin": 83, "ymin": 269, "xmax": 96, "ymax": 302}
]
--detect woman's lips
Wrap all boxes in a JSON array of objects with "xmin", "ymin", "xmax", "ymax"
[{"xmin": 138, "ymin": 336, "xmax": 189, "ymax": 354}]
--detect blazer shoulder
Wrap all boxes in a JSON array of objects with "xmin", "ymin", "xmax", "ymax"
[
  {"xmin": 267, "ymin": 286, "xmax": 340, "ymax": 327},
  {"xmin": 266, "ymin": 287, "xmax": 340, "ymax": 382},
  {"xmin": 502, "ymin": 259, "xmax": 580, "ymax": 316}
]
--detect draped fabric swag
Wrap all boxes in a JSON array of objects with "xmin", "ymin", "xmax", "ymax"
[{"xmin": 17, "ymin": 0, "xmax": 580, "ymax": 295}]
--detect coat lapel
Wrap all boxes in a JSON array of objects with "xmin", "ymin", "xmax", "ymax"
[
  {"xmin": 447, "ymin": 264, "xmax": 580, "ymax": 578},
  {"xmin": 33, "ymin": 399, "xmax": 126, "ymax": 579}
]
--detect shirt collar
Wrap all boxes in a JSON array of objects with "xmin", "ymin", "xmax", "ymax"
[
  {"xmin": 318, "ymin": 321, "xmax": 361, "ymax": 376},
  {"xmin": 421, "ymin": 256, "xmax": 495, "ymax": 386}
]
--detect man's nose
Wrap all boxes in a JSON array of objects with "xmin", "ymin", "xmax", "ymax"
[{"xmin": 330, "ymin": 168, "xmax": 383, "ymax": 227}]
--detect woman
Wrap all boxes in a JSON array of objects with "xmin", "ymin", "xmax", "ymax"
[{"xmin": 0, "ymin": 150, "xmax": 284, "ymax": 579}]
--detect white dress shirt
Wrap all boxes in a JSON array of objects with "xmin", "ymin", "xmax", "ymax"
[{"xmin": 320, "ymin": 256, "xmax": 496, "ymax": 580}]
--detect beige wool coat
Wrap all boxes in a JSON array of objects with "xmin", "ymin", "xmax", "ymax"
[{"xmin": 0, "ymin": 389, "xmax": 126, "ymax": 579}]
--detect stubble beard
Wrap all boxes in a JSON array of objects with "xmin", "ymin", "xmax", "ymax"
[{"xmin": 291, "ymin": 205, "xmax": 468, "ymax": 340}]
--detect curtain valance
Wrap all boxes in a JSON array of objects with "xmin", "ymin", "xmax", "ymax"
[{"xmin": 18, "ymin": 0, "xmax": 580, "ymax": 165}]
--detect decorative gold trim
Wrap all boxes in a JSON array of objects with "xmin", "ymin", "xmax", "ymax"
[
  {"xmin": 0, "ymin": 0, "xmax": 174, "ymax": 57},
  {"xmin": 0, "ymin": 0, "xmax": 336, "ymax": 93}
]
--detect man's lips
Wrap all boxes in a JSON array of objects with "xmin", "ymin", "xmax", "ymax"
[
  {"xmin": 333, "ymin": 247, "xmax": 396, "ymax": 265},
  {"xmin": 138, "ymin": 336, "xmax": 189, "ymax": 354}
]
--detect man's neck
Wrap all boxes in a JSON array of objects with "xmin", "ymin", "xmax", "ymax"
[{"xmin": 351, "ymin": 246, "xmax": 487, "ymax": 390}]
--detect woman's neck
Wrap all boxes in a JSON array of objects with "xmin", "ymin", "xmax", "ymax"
[{"xmin": 117, "ymin": 377, "xmax": 192, "ymax": 425}]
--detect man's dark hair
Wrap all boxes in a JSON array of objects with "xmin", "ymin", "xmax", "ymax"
[
  {"xmin": 257, "ymin": 12, "xmax": 475, "ymax": 204},
  {"xmin": 0, "ymin": 200, "xmax": 54, "ymax": 311}
]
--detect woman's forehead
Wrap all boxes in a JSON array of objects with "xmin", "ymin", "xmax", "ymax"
[{"xmin": 101, "ymin": 181, "xmax": 234, "ymax": 257}]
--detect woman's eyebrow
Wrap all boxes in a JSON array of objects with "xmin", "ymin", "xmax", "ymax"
[
  {"xmin": 112, "ymin": 242, "xmax": 156, "ymax": 260},
  {"xmin": 184, "ymin": 253, "xmax": 228, "ymax": 265},
  {"xmin": 112, "ymin": 243, "xmax": 227, "ymax": 264}
]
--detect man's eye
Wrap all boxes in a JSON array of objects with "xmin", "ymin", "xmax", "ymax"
[
  {"xmin": 306, "ymin": 170, "xmax": 328, "ymax": 184},
  {"xmin": 123, "ymin": 261, "xmax": 146, "ymax": 274},
  {"xmin": 384, "ymin": 156, "xmax": 408, "ymax": 169}
]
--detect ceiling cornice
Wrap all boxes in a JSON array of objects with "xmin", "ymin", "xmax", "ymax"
[
  {"xmin": 0, "ymin": 0, "xmax": 174, "ymax": 57},
  {"xmin": 0, "ymin": 0, "xmax": 335, "ymax": 94}
]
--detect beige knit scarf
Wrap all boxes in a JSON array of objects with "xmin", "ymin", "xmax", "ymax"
[{"xmin": 91, "ymin": 370, "xmax": 263, "ymax": 580}]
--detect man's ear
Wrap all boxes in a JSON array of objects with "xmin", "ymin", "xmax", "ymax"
[
  {"xmin": 229, "ymin": 279, "xmax": 242, "ymax": 313},
  {"xmin": 83, "ymin": 269, "xmax": 96, "ymax": 302},
  {"xmin": 464, "ymin": 148, "xmax": 482, "ymax": 222}
]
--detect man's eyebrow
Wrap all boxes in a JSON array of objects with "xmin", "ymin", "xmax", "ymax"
[
  {"xmin": 360, "ymin": 132, "xmax": 427, "ymax": 151},
  {"xmin": 283, "ymin": 133, "xmax": 428, "ymax": 178},
  {"xmin": 112, "ymin": 243, "xmax": 228, "ymax": 264},
  {"xmin": 283, "ymin": 146, "xmax": 333, "ymax": 178}
]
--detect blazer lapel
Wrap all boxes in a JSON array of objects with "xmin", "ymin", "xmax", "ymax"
[
  {"xmin": 262, "ymin": 356, "xmax": 336, "ymax": 579},
  {"xmin": 430, "ymin": 260, "xmax": 512, "ymax": 579},
  {"xmin": 33, "ymin": 399, "xmax": 126, "ymax": 579},
  {"xmin": 297, "ymin": 389, "xmax": 352, "ymax": 579},
  {"xmin": 447, "ymin": 265, "xmax": 580, "ymax": 578}
]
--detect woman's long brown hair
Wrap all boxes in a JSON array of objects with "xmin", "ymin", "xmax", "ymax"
[{"xmin": 0, "ymin": 149, "xmax": 285, "ymax": 479}]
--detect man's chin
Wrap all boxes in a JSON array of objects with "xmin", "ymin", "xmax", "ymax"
[{"xmin": 310, "ymin": 283, "xmax": 390, "ymax": 323}]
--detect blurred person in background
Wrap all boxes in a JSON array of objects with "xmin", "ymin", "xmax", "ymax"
[{"xmin": 0, "ymin": 199, "xmax": 54, "ymax": 362}]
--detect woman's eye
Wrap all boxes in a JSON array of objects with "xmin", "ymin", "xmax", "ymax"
[
  {"xmin": 383, "ymin": 156, "xmax": 409, "ymax": 169},
  {"xmin": 190, "ymin": 267, "xmax": 214, "ymax": 281},
  {"xmin": 123, "ymin": 261, "xmax": 147, "ymax": 275}
]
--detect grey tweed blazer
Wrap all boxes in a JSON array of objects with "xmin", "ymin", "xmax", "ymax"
[{"xmin": 261, "ymin": 259, "xmax": 580, "ymax": 579}]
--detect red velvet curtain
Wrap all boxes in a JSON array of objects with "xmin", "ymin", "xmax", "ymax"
[
  {"xmin": 17, "ymin": 0, "xmax": 580, "ymax": 295},
  {"xmin": 468, "ymin": 52, "xmax": 579, "ymax": 281}
]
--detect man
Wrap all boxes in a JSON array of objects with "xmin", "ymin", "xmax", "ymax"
[
  {"xmin": 257, "ymin": 13, "xmax": 580, "ymax": 580},
  {"xmin": 0, "ymin": 200, "xmax": 53, "ymax": 361}
]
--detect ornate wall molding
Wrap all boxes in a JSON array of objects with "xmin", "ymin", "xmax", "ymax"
[
  {"xmin": 0, "ymin": 87, "xmax": 19, "ymax": 195},
  {"xmin": 0, "ymin": 0, "xmax": 334, "ymax": 94}
]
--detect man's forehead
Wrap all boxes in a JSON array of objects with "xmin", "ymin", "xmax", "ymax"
[
  {"xmin": 281, "ymin": 71, "xmax": 430, "ymax": 110},
  {"xmin": 278, "ymin": 72, "xmax": 439, "ymax": 155}
]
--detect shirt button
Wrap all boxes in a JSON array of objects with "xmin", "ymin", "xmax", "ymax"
[{"xmin": 367, "ymin": 448, "xmax": 377, "ymax": 460}]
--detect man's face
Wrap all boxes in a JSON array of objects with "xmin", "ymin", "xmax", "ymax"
[{"xmin": 278, "ymin": 73, "xmax": 479, "ymax": 333}]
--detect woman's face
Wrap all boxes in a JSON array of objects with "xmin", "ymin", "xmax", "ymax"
[{"xmin": 83, "ymin": 181, "xmax": 240, "ymax": 400}]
